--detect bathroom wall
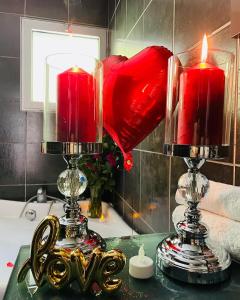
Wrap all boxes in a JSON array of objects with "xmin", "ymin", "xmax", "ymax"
[
  {"xmin": 0, "ymin": 0, "xmax": 108, "ymax": 201},
  {"xmin": 109, "ymin": 0, "xmax": 240, "ymax": 233}
]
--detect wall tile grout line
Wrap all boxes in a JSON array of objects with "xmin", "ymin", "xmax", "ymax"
[
  {"xmin": 134, "ymin": 148, "xmax": 163, "ymax": 155},
  {"xmin": 233, "ymin": 37, "xmax": 240, "ymax": 185},
  {"xmin": 24, "ymin": 0, "xmax": 26, "ymax": 16},
  {"xmin": 0, "ymin": 56, "xmax": 19, "ymax": 59},
  {"xmin": 109, "ymin": 0, "xmax": 120, "ymax": 27},
  {"xmin": 186, "ymin": 21, "xmax": 231, "ymax": 52},
  {"xmin": 168, "ymin": 157, "xmax": 172, "ymax": 232},
  {"xmin": 125, "ymin": 0, "xmax": 153, "ymax": 40},
  {"xmin": 117, "ymin": 192, "xmax": 155, "ymax": 233},
  {"xmin": 206, "ymin": 160, "xmax": 234, "ymax": 167},
  {"xmin": 172, "ymin": 0, "xmax": 175, "ymax": 53}
]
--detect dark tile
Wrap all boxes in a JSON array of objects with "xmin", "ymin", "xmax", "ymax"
[
  {"xmin": 26, "ymin": 143, "xmax": 66, "ymax": 184},
  {"xmin": 0, "ymin": 13, "xmax": 20, "ymax": 57},
  {"xmin": 201, "ymin": 161, "xmax": 233, "ymax": 184},
  {"xmin": 25, "ymin": 0, "xmax": 68, "ymax": 20},
  {"xmin": 140, "ymin": 152, "xmax": 169, "ymax": 232},
  {"xmin": 0, "ymin": 99, "xmax": 26, "ymax": 143},
  {"xmin": 116, "ymin": 0, "xmax": 126, "ymax": 39},
  {"xmin": 0, "ymin": 185, "xmax": 25, "ymax": 201},
  {"xmin": 0, "ymin": 57, "xmax": 20, "ymax": 99},
  {"xmin": 124, "ymin": 150, "xmax": 140, "ymax": 211},
  {"xmin": 143, "ymin": 0, "xmax": 173, "ymax": 51},
  {"xmin": 236, "ymin": 108, "xmax": 240, "ymax": 164},
  {"xmin": 127, "ymin": 16, "xmax": 143, "ymax": 41},
  {"xmin": 0, "ymin": 143, "xmax": 25, "ymax": 184},
  {"xmin": 140, "ymin": 121, "xmax": 165, "ymax": 153},
  {"xmin": 126, "ymin": 0, "xmax": 144, "ymax": 38},
  {"xmin": 69, "ymin": 0, "xmax": 108, "ymax": 27},
  {"xmin": 175, "ymin": 0, "xmax": 230, "ymax": 53},
  {"xmin": 113, "ymin": 192, "xmax": 124, "ymax": 216},
  {"xmin": 0, "ymin": 0, "xmax": 25, "ymax": 14},
  {"xmin": 108, "ymin": 0, "xmax": 116, "ymax": 26},
  {"xmin": 122, "ymin": 200, "xmax": 154, "ymax": 234},
  {"xmin": 122, "ymin": 200, "xmax": 134, "ymax": 231},
  {"xmin": 26, "ymin": 184, "xmax": 62, "ymax": 200},
  {"xmin": 234, "ymin": 166, "xmax": 240, "ymax": 186},
  {"xmin": 26, "ymin": 112, "xmax": 43, "ymax": 143},
  {"xmin": 115, "ymin": 168, "xmax": 125, "ymax": 197}
]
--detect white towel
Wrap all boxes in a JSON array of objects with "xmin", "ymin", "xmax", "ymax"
[
  {"xmin": 172, "ymin": 205, "xmax": 240, "ymax": 261},
  {"xmin": 175, "ymin": 180, "xmax": 240, "ymax": 222}
]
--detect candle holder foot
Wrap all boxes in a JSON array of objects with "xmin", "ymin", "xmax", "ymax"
[
  {"xmin": 156, "ymin": 158, "xmax": 231, "ymax": 284},
  {"xmin": 56, "ymin": 155, "xmax": 106, "ymax": 253}
]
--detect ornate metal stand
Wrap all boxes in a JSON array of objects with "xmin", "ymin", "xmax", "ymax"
[
  {"xmin": 41, "ymin": 142, "xmax": 106, "ymax": 252},
  {"xmin": 156, "ymin": 145, "xmax": 231, "ymax": 284}
]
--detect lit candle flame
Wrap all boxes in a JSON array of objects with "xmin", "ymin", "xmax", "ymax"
[
  {"xmin": 132, "ymin": 212, "xmax": 142, "ymax": 219},
  {"xmin": 99, "ymin": 214, "xmax": 105, "ymax": 222},
  {"xmin": 72, "ymin": 66, "xmax": 80, "ymax": 72},
  {"xmin": 201, "ymin": 34, "xmax": 208, "ymax": 63}
]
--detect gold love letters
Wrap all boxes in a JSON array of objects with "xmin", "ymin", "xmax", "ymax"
[{"xmin": 17, "ymin": 215, "xmax": 126, "ymax": 294}]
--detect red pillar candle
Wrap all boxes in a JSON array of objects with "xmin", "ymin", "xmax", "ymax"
[
  {"xmin": 177, "ymin": 36, "xmax": 225, "ymax": 145},
  {"xmin": 57, "ymin": 67, "xmax": 96, "ymax": 143}
]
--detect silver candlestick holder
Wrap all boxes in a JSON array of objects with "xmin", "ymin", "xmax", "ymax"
[
  {"xmin": 156, "ymin": 145, "xmax": 231, "ymax": 284},
  {"xmin": 156, "ymin": 37, "xmax": 234, "ymax": 284},
  {"xmin": 42, "ymin": 52, "xmax": 105, "ymax": 253},
  {"xmin": 41, "ymin": 142, "xmax": 106, "ymax": 252}
]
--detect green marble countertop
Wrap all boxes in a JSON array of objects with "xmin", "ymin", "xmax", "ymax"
[{"xmin": 4, "ymin": 233, "xmax": 240, "ymax": 300}]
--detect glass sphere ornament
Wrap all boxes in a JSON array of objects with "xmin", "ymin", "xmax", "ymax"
[
  {"xmin": 177, "ymin": 171, "xmax": 209, "ymax": 203},
  {"xmin": 57, "ymin": 168, "xmax": 88, "ymax": 198}
]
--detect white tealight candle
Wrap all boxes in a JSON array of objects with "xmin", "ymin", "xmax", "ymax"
[{"xmin": 129, "ymin": 244, "xmax": 154, "ymax": 279}]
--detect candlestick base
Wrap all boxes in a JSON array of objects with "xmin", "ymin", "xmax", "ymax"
[
  {"xmin": 156, "ymin": 233, "xmax": 231, "ymax": 284},
  {"xmin": 156, "ymin": 155, "xmax": 231, "ymax": 284}
]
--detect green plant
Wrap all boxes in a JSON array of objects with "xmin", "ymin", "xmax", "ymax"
[{"xmin": 78, "ymin": 132, "xmax": 122, "ymax": 197}]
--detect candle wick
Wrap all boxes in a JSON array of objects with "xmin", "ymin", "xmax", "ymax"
[{"xmin": 138, "ymin": 244, "xmax": 145, "ymax": 257}]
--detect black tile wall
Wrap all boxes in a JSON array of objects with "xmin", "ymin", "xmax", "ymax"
[
  {"xmin": 26, "ymin": 112, "xmax": 43, "ymax": 143},
  {"xmin": 143, "ymin": 0, "xmax": 173, "ymax": 50},
  {"xmin": 124, "ymin": 150, "xmax": 140, "ymax": 211},
  {"xmin": 25, "ymin": 0, "xmax": 68, "ymax": 20},
  {"xmin": 0, "ymin": 99, "xmax": 26, "ymax": 143},
  {"xmin": 108, "ymin": 0, "xmax": 116, "ymax": 25},
  {"xmin": 174, "ymin": 0, "xmax": 230, "ymax": 53},
  {"xmin": 110, "ymin": 0, "xmax": 238, "ymax": 234},
  {"xmin": 115, "ymin": 0, "xmax": 126, "ymax": 39},
  {"xmin": 140, "ymin": 152, "xmax": 169, "ymax": 232},
  {"xmin": 0, "ymin": 143, "xmax": 25, "ymax": 185},
  {"xmin": 26, "ymin": 144, "xmax": 66, "ymax": 184},
  {"xmin": 0, "ymin": 58, "xmax": 20, "ymax": 99},
  {"xmin": 69, "ymin": 0, "xmax": 108, "ymax": 27},
  {"xmin": 127, "ymin": 0, "xmax": 144, "ymax": 40},
  {"xmin": 0, "ymin": 0, "xmax": 108, "ymax": 201},
  {"xmin": 0, "ymin": 14, "xmax": 20, "ymax": 57},
  {"xmin": 0, "ymin": 185, "xmax": 25, "ymax": 201},
  {"xmin": 0, "ymin": 0, "xmax": 25, "ymax": 14}
]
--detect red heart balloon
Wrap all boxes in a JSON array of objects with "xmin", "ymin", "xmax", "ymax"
[{"xmin": 103, "ymin": 46, "xmax": 173, "ymax": 170}]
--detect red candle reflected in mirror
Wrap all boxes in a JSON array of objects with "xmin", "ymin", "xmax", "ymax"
[{"xmin": 177, "ymin": 34, "xmax": 225, "ymax": 145}]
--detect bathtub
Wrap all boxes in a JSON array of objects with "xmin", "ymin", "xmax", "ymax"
[{"xmin": 0, "ymin": 199, "xmax": 136, "ymax": 299}]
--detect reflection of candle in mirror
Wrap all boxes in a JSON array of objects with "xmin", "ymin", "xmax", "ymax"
[
  {"xmin": 177, "ymin": 34, "xmax": 225, "ymax": 145},
  {"xmin": 57, "ymin": 67, "xmax": 96, "ymax": 143}
]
